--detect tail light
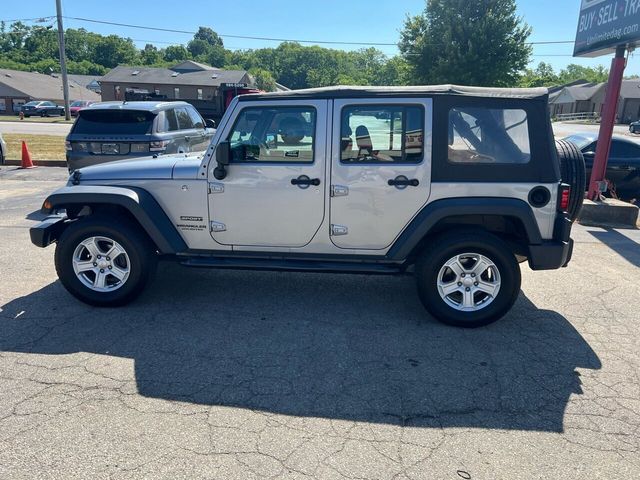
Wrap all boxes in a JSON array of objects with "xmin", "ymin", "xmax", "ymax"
[
  {"xmin": 64, "ymin": 140, "xmax": 72, "ymax": 151},
  {"xmin": 149, "ymin": 140, "xmax": 168, "ymax": 152},
  {"xmin": 559, "ymin": 184, "xmax": 571, "ymax": 212}
]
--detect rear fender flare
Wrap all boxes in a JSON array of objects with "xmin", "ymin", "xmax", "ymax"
[{"xmin": 386, "ymin": 197, "xmax": 543, "ymax": 261}]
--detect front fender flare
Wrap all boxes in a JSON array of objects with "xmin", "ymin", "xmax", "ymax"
[{"xmin": 42, "ymin": 185, "xmax": 187, "ymax": 254}]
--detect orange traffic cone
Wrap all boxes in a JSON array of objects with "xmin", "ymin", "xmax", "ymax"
[{"xmin": 20, "ymin": 141, "xmax": 36, "ymax": 169}]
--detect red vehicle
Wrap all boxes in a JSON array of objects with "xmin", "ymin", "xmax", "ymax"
[{"xmin": 69, "ymin": 100, "xmax": 96, "ymax": 117}]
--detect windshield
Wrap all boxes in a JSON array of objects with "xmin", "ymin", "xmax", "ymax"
[
  {"xmin": 71, "ymin": 101, "xmax": 85, "ymax": 107},
  {"xmin": 73, "ymin": 110, "xmax": 156, "ymax": 135},
  {"xmin": 563, "ymin": 135, "xmax": 593, "ymax": 150}
]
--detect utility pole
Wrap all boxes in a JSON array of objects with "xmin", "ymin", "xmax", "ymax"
[{"xmin": 56, "ymin": 0, "xmax": 71, "ymax": 121}]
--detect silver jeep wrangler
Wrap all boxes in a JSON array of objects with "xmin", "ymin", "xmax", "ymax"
[{"xmin": 31, "ymin": 86, "xmax": 585, "ymax": 327}]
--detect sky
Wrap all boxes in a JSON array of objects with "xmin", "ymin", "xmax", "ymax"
[{"xmin": 4, "ymin": 0, "xmax": 640, "ymax": 75}]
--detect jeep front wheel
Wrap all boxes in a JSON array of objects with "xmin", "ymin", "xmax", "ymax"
[
  {"xmin": 55, "ymin": 216, "xmax": 157, "ymax": 306},
  {"xmin": 415, "ymin": 231, "xmax": 521, "ymax": 328}
]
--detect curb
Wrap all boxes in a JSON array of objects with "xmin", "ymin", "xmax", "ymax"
[
  {"xmin": 578, "ymin": 199, "xmax": 640, "ymax": 229},
  {"xmin": 3, "ymin": 159, "xmax": 67, "ymax": 167}
]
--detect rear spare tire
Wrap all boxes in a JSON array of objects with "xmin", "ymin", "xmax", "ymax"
[{"xmin": 555, "ymin": 139, "xmax": 586, "ymax": 222}]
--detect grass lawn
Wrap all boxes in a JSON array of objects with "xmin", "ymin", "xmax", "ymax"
[
  {"xmin": 3, "ymin": 133, "xmax": 66, "ymax": 161},
  {"xmin": 0, "ymin": 114, "xmax": 74, "ymax": 124}
]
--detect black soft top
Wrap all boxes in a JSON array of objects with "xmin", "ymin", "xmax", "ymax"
[{"xmin": 238, "ymin": 85, "xmax": 549, "ymax": 102}]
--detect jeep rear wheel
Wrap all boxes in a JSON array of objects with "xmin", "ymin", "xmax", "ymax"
[
  {"xmin": 55, "ymin": 216, "xmax": 157, "ymax": 306},
  {"xmin": 415, "ymin": 231, "xmax": 521, "ymax": 328},
  {"xmin": 556, "ymin": 139, "xmax": 586, "ymax": 221}
]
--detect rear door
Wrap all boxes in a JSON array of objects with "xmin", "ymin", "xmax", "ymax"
[
  {"xmin": 174, "ymin": 106, "xmax": 201, "ymax": 152},
  {"xmin": 329, "ymin": 98, "xmax": 432, "ymax": 249}
]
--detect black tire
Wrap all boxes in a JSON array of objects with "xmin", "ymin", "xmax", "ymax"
[
  {"xmin": 555, "ymin": 139, "xmax": 586, "ymax": 222},
  {"xmin": 415, "ymin": 230, "xmax": 521, "ymax": 328},
  {"xmin": 54, "ymin": 216, "xmax": 158, "ymax": 306},
  {"xmin": 41, "ymin": 111, "xmax": 47, "ymax": 117}
]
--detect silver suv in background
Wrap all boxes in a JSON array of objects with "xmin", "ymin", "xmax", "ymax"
[{"xmin": 65, "ymin": 101, "xmax": 216, "ymax": 171}]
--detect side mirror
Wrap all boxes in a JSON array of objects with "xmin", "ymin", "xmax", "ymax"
[
  {"xmin": 214, "ymin": 141, "xmax": 230, "ymax": 180},
  {"xmin": 205, "ymin": 118, "xmax": 216, "ymax": 129}
]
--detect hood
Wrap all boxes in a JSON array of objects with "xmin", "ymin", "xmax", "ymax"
[{"xmin": 74, "ymin": 153, "xmax": 202, "ymax": 181}]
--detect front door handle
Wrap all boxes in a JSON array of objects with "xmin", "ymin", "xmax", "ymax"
[
  {"xmin": 388, "ymin": 175, "xmax": 419, "ymax": 188},
  {"xmin": 291, "ymin": 175, "xmax": 320, "ymax": 188}
]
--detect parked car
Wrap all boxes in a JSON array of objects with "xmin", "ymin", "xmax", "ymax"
[
  {"xmin": 563, "ymin": 133, "xmax": 640, "ymax": 200},
  {"xmin": 0, "ymin": 132, "xmax": 6, "ymax": 165},
  {"xmin": 69, "ymin": 100, "xmax": 96, "ymax": 117},
  {"xmin": 20, "ymin": 101, "xmax": 65, "ymax": 117},
  {"xmin": 32, "ymin": 85, "xmax": 583, "ymax": 328},
  {"xmin": 65, "ymin": 101, "xmax": 216, "ymax": 171},
  {"xmin": 629, "ymin": 120, "xmax": 640, "ymax": 134}
]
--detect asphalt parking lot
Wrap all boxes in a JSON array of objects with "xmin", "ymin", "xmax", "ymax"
[{"xmin": 0, "ymin": 167, "xmax": 639, "ymax": 479}]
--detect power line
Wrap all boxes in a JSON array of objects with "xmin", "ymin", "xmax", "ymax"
[
  {"xmin": 0, "ymin": 15, "xmax": 55, "ymax": 23},
  {"xmin": 64, "ymin": 15, "xmax": 578, "ymax": 47}
]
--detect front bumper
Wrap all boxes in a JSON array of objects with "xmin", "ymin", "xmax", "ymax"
[{"xmin": 30, "ymin": 215, "xmax": 67, "ymax": 247}]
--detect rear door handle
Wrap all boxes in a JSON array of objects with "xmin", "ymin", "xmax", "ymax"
[
  {"xmin": 291, "ymin": 175, "xmax": 320, "ymax": 188},
  {"xmin": 388, "ymin": 176, "xmax": 419, "ymax": 188}
]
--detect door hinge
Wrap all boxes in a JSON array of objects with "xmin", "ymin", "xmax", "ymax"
[
  {"xmin": 210, "ymin": 221, "xmax": 226, "ymax": 232},
  {"xmin": 330, "ymin": 224, "xmax": 348, "ymax": 236},
  {"xmin": 331, "ymin": 184, "xmax": 349, "ymax": 197},
  {"xmin": 208, "ymin": 182, "xmax": 224, "ymax": 194}
]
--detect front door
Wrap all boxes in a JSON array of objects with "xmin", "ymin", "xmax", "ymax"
[
  {"xmin": 208, "ymin": 100, "xmax": 327, "ymax": 247},
  {"xmin": 329, "ymin": 98, "xmax": 432, "ymax": 249}
]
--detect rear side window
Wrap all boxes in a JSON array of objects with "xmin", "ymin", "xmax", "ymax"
[
  {"xmin": 448, "ymin": 108, "xmax": 530, "ymax": 164},
  {"xmin": 340, "ymin": 105, "xmax": 424, "ymax": 164},
  {"xmin": 157, "ymin": 109, "xmax": 179, "ymax": 132},
  {"xmin": 175, "ymin": 107, "xmax": 195, "ymax": 130},
  {"xmin": 74, "ymin": 110, "xmax": 155, "ymax": 135}
]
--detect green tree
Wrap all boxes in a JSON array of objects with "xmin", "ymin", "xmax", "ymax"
[
  {"xmin": 193, "ymin": 26, "xmax": 223, "ymax": 47},
  {"xmin": 93, "ymin": 35, "xmax": 137, "ymax": 68},
  {"xmin": 140, "ymin": 44, "xmax": 164, "ymax": 65},
  {"xmin": 558, "ymin": 64, "xmax": 608, "ymax": 84},
  {"xmin": 519, "ymin": 62, "xmax": 559, "ymax": 87},
  {"xmin": 249, "ymin": 68, "xmax": 277, "ymax": 91},
  {"xmin": 399, "ymin": 0, "xmax": 532, "ymax": 87},
  {"xmin": 164, "ymin": 45, "xmax": 189, "ymax": 63}
]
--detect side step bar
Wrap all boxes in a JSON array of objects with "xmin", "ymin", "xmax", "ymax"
[{"xmin": 180, "ymin": 256, "xmax": 405, "ymax": 275}]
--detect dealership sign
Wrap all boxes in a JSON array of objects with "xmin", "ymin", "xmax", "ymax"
[{"xmin": 574, "ymin": 0, "xmax": 640, "ymax": 57}]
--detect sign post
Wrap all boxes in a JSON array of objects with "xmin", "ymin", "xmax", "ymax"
[{"xmin": 573, "ymin": 0, "xmax": 640, "ymax": 200}]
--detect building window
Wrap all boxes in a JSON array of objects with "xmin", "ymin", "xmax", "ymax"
[
  {"xmin": 174, "ymin": 87, "xmax": 180, "ymax": 99},
  {"xmin": 154, "ymin": 88, "xmax": 160, "ymax": 95},
  {"xmin": 115, "ymin": 85, "xmax": 121, "ymax": 99},
  {"xmin": 0, "ymin": 99, "xmax": 5, "ymax": 112},
  {"xmin": 197, "ymin": 88, "xmax": 203, "ymax": 100}
]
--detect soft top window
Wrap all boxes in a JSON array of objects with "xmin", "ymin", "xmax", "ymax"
[
  {"xmin": 448, "ymin": 107, "xmax": 530, "ymax": 164},
  {"xmin": 74, "ymin": 110, "xmax": 155, "ymax": 135}
]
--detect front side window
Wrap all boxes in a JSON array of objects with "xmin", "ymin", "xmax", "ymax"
[
  {"xmin": 186, "ymin": 106, "xmax": 204, "ymax": 129},
  {"xmin": 340, "ymin": 105, "xmax": 424, "ymax": 164},
  {"xmin": 226, "ymin": 106, "xmax": 316, "ymax": 163},
  {"xmin": 448, "ymin": 107, "xmax": 531, "ymax": 164}
]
